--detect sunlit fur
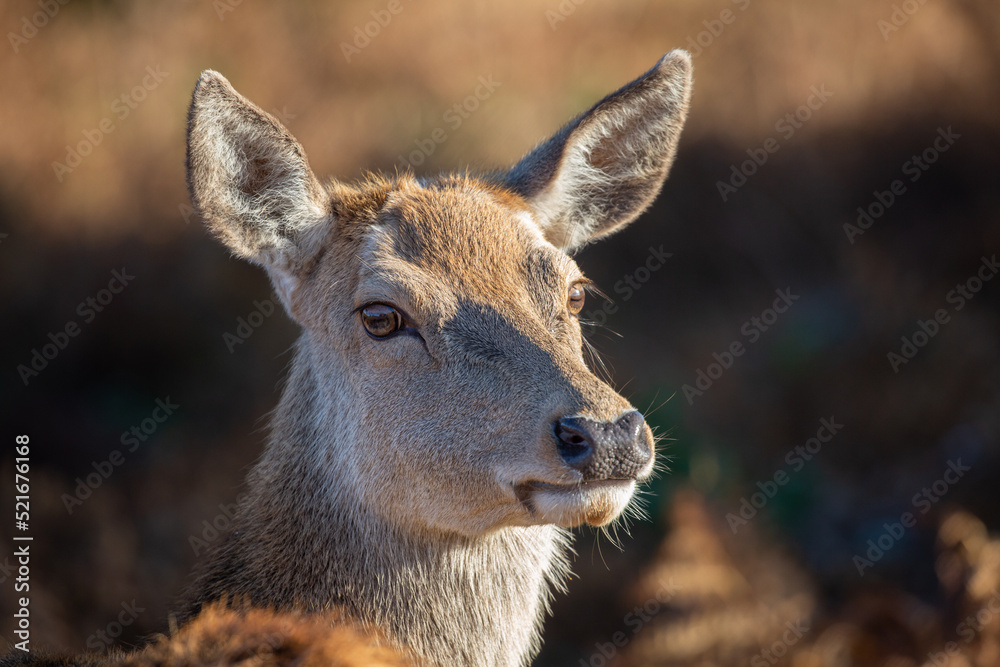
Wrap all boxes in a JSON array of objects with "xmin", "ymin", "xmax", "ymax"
[
  {"xmin": 179, "ymin": 51, "xmax": 692, "ymax": 666},
  {"xmin": 0, "ymin": 604, "xmax": 407, "ymax": 667}
]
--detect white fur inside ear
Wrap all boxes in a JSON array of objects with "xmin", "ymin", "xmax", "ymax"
[
  {"xmin": 508, "ymin": 51, "xmax": 692, "ymax": 253},
  {"xmin": 188, "ymin": 70, "xmax": 330, "ymax": 267},
  {"xmin": 527, "ymin": 135, "xmax": 617, "ymax": 252}
]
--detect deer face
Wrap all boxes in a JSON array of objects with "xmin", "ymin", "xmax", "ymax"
[
  {"xmin": 186, "ymin": 53, "xmax": 691, "ymax": 537},
  {"xmin": 327, "ymin": 179, "xmax": 654, "ymax": 534}
]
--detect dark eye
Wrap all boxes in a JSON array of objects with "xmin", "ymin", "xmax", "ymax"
[
  {"xmin": 567, "ymin": 282, "xmax": 586, "ymax": 316},
  {"xmin": 360, "ymin": 303, "xmax": 404, "ymax": 338}
]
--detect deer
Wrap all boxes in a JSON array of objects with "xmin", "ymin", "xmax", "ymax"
[
  {"xmin": 2, "ymin": 51, "xmax": 691, "ymax": 667},
  {"xmin": 179, "ymin": 50, "xmax": 691, "ymax": 666}
]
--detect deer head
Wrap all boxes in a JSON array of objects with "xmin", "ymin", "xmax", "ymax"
[{"xmin": 185, "ymin": 52, "xmax": 691, "ymax": 543}]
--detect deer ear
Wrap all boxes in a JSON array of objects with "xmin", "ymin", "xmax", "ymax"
[
  {"xmin": 186, "ymin": 70, "xmax": 330, "ymax": 313},
  {"xmin": 505, "ymin": 51, "xmax": 692, "ymax": 253}
]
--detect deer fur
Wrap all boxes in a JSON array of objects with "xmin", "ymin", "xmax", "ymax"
[
  {"xmin": 0, "ymin": 604, "xmax": 407, "ymax": 667},
  {"xmin": 178, "ymin": 51, "xmax": 692, "ymax": 666},
  {"xmin": 2, "ymin": 51, "xmax": 691, "ymax": 667}
]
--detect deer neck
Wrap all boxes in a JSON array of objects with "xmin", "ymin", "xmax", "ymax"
[{"xmin": 233, "ymin": 344, "xmax": 573, "ymax": 667}]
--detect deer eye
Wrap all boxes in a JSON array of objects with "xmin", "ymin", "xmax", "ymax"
[
  {"xmin": 360, "ymin": 304, "xmax": 404, "ymax": 338},
  {"xmin": 567, "ymin": 282, "xmax": 586, "ymax": 316}
]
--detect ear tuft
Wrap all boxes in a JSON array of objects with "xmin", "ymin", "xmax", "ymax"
[{"xmin": 506, "ymin": 50, "xmax": 693, "ymax": 252}]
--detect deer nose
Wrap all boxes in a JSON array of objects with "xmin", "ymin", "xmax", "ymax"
[{"xmin": 554, "ymin": 411, "xmax": 652, "ymax": 481}]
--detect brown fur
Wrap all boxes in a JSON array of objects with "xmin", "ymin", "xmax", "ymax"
[
  {"xmin": 1, "ymin": 605, "xmax": 407, "ymax": 667},
  {"xmin": 182, "ymin": 50, "xmax": 691, "ymax": 667},
  {"xmin": 129, "ymin": 604, "xmax": 407, "ymax": 667},
  {"xmin": 5, "ymin": 51, "xmax": 692, "ymax": 667}
]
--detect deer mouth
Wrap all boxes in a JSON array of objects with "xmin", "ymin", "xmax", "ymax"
[{"xmin": 514, "ymin": 479, "xmax": 637, "ymax": 528}]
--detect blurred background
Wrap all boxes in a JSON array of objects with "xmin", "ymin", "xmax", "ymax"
[{"xmin": 1, "ymin": 0, "xmax": 999, "ymax": 665}]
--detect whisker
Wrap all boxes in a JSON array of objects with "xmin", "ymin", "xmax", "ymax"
[
  {"xmin": 643, "ymin": 391, "xmax": 676, "ymax": 419},
  {"xmin": 582, "ymin": 337, "xmax": 613, "ymax": 384}
]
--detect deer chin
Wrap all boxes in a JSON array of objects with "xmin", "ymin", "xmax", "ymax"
[{"xmin": 514, "ymin": 480, "xmax": 637, "ymax": 528}]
